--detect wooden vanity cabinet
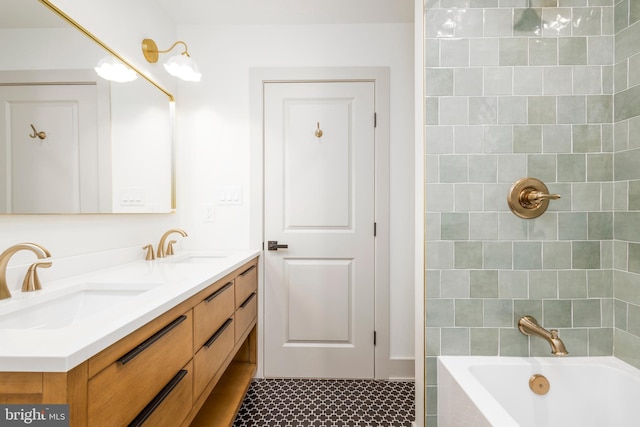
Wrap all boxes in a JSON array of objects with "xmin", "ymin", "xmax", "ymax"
[{"xmin": 0, "ymin": 257, "xmax": 259, "ymax": 427}]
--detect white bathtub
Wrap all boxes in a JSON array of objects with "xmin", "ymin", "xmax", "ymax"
[{"xmin": 437, "ymin": 356, "xmax": 640, "ymax": 427}]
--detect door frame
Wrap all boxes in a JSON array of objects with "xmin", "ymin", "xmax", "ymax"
[{"xmin": 250, "ymin": 67, "xmax": 397, "ymax": 378}]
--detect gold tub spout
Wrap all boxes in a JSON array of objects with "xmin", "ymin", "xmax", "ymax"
[
  {"xmin": 0, "ymin": 243, "xmax": 52, "ymax": 300},
  {"xmin": 157, "ymin": 228, "xmax": 188, "ymax": 258},
  {"xmin": 518, "ymin": 315, "xmax": 568, "ymax": 356}
]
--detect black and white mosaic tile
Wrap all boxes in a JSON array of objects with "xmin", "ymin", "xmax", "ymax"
[{"xmin": 233, "ymin": 379, "xmax": 414, "ymax": 427}]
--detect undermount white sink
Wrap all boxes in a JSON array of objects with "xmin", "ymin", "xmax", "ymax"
[{"xmin": 0, "ymin": 282, "xmax": 158, "ymax": 330}]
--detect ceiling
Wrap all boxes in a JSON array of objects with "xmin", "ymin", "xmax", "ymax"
[{"xmin": 152, "ymin": 0, "xmax": 414, "ymax": 25}]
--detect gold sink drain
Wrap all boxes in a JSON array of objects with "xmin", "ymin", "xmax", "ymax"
[{"xmin": 529, "ymin": 374, "xmax": 550, "ymax": 395}]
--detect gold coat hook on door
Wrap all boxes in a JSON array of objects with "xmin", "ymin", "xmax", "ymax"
[
  {"xmin": 29, "ymin": 124, "xmax": 46, "ymax": 140},
  {"xmin": 314, "ymin": 122, "xmax": 323, "ymax": 138}
]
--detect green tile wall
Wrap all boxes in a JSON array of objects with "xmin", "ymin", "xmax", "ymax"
[{"xmin": 423, "ymin": 1, "xmax": 627, "ymax": 426}]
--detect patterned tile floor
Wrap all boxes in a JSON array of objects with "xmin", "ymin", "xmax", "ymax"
[{"xmin": 233, "ymin": 379, "xmax": 415, "ymax": 427}]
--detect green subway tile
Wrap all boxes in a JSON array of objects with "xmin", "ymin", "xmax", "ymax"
[
  {"xmin": 500, "ymin": 271, "xmax": 529, "ymax": 298},
  {"xmin": 513, "ymin": 242, "xmax": 542, "ymax": 270},
  {"xmin": 439, "ymin": 155, "xmax": 468, "ymax": 183},
  {"xmin": 614, "ymin": 331, "xmax": 640, "ymax": 370},
  {"xmin": 455, "ymin": 299, "xmax": 484, "ymax": 327},
  {"xmin": 483, "ymin": 242, "xmax": 513, "ymax": 269},
  {"xmin": 558, "ymin": 270, "xmax": 588, "ymax": 298},
  {"xmin": 500, "ymin": 328, "xmax": 529, "ymax": 356},
  {"xmin": 528, "ymin": 212, "xmax": 558, "ymax": 240},
  {"xmin": 588, "ymin": 212, "xmax": 613, "ymax": 240},
  {"xmin": 470, "ymin": 213, "xmax": 499, "ymax": 240},
  {"xmin": 628, "ymin": 304, "xmax": 640, "ymax": 337},
  {"xmin": 528, "ymin": 96, "xmax": 557, "ymax": 124},
  {"xmin": 572, "ymin": 241, "xmax": 601, "ymax": 269},
  {"xmin": 614, "ymin": 149, "xmax": 640, "ymax": 181},
  {"xmin": 441, "ymin": 270, "xmax": 470, "ymax": 298},
  {"xmin": 615, "ymin": 299, "xmax": 628, "ymax": 331},
  {"xmin": 470, "ymin": 270, "xmax": 498, "ymax": 298},
  {"xmin": 573, "ymin": 299, "xmax": 602, "ymax": 327},
  {"xmin": 484, "ymin": 299, "xmax": 514, "ymax": 327},
  {"xmin": 529, "ymin": 37, "xmax": 558, "ymax": 65},
  {"xmin": 454, "ymin": 242, "xmax": 483, "ymax": 269},
  {"xmin": 628, "ymin": 181, "xmax": 640, "ymax": 210},
  {"xmin": 514, "ymin": 125, "xmax": 542, "ymax": 153},
  {"xmin": 573, "ymin": 124, "xmax": 602, "ymax": 153},
  {"xmin": 558, "ymin": 213, "xmax": 588, "ymax": 240},
  {"xmin": 602, "ymin": 298, "xmax": 614, "ymax": 328},
  {"xmin": 441, "ymin": 213, "xmax": 469, "ymax": 240},
  {"xmin": 615, "ymin": 270, "xmax": 640, "ymax": 306},
  {"xmin": 527, "ymin": 154, "xmax": 556, "ymax": 183},
  {"xmin": 587, "ymin": 95, "xmax": 613, "ymax": 123},
  {"xmin": 628, "ymin": 243, "xmax": 640, "ymax": 274},
  {"xmin": 558, "ymin": 37, "xmax": 587, "ymax": 65},
  {"xmin": 543, "ymin": 242, "xmax": 572, "ymax": 269},
  {"xmin": 529, "ymin": 271, "xmax": 558, "ymax": 299},
  {"xmin": 587, "ymin": 270, "xmax": 613, "ymax": 298},
  {"xmin": 470, "ymin": 328, "xmax": 499, "ymax": 356},
  {"xmin": 557, "ymin": 96, "xmax": 586, "ymax": 124},
  {"xmin": 543, "ymin": 300, "xmax": 573, "ymax": 328},
  {"xmin": 615, "ymin": 85, "xmax": 640, "ymax": 122},
  {"xmin": 426, "ymin": 270, "xmax": 441, "ymax": 299},
  {"xmin": 500, "ymin": 38, "xmax": 529, "ymax": 66},
  {"xmin": 426, "ymin": 299, "xmax": 454, "ymax": 327},
  {"xmin": 441, "ymin": 328, "xmax": 470, "ymax": 355},
  {"xmin": 557, "ymin": 154, "xmax": 585, "ymax": 182},
  {"xmin": 586, "ymin": 154, "xmax": 613, "ymax": 182},
  {"xmin": 469, "ymin": 155, "xmax": 498, "ymax": 182},
  {"xmin": 589, "ymin": 328, "xmax": 613, "ymax": 356},
  {"xmin": 614, "ymin": 212, "xmax": 640, "ymax": 242},
  {"xmin": 426, "ymin": 328, "xmax": 441, "ymax": 357}
]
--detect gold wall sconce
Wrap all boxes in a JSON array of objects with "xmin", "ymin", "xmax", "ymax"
[
  {"xmin": 142, "ymin": 38, "xmax": 201, "ymax": 82},
  {"xmin": 508, "ymin": 177, "xmax": 560, "ymax": 219}
]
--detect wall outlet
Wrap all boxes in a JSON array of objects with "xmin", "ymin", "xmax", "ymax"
[{"xmin": 203, "ymin": 204, "xmax": 215, "ymax": 222}]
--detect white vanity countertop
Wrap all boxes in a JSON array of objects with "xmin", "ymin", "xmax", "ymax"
[{"xmin": 0, "ymin": 250, "xmax": 260, "ymax": 372}]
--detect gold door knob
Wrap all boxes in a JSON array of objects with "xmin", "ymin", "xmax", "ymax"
[{"xmin": 508, "ymin": 178, "xmax": 560, "ymax": 219}]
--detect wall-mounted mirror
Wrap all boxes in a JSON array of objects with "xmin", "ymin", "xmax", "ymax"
[{"xmin": 0, "ymin": 0, "xmax": 175, "ymax": 214}]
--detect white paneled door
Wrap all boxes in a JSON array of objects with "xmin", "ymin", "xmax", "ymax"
[{"xmin": 264, "ymin": 81, "xmax": 376, "ymax": 378}]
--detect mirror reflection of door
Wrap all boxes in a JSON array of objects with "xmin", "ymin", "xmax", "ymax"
[{"xmin": 0, "ymin": 84, "xmax": 98, "ymax": 213}]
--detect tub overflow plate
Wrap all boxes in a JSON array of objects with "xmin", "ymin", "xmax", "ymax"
[{"xmin": 529, "ymin": 374, "xmax": 550, "ymax": 395}]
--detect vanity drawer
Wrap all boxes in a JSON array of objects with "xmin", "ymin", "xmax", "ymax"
[
  {"xmin": 194, "ymin": 316, "xmax": 235, "ymax": 398},
  {"xmin": 87, "ymin": 312, "xmax": 193, "ymax": 427},
  {"xmin": 235, "ymin": 262, "xmax": 257, "ymax": 309},
  {"xmin": 193, "ymin": 280, "xmax": 235, "ymax": 351},
  {"xmin": 129, "ymin": 361, "xmax": 193, "ymax": 427},
  {"xmin": 235, "ymin": 292, "xmax": 257, "ymax": 342}
]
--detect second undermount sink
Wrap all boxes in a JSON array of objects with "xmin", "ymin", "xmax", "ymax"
[{"xmin": 0, "ymin": 282, "xmax": 158, "ymax": 330}]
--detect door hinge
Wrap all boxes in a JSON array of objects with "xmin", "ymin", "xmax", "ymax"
[
  {"xmin": 374, "ymin": 112, "xmax": 377, "ymax": 128},
  {"xmin": 374, "ymin": 222, "xmax": 377, "ymax": 237},
  {"xmin": 374, "ymin": 331, "xmax": 377, "ymax": 346}
]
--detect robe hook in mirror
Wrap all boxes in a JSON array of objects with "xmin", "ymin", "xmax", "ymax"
[{"xmin": 29, "ymin": 124, "xmax": 46, "ymax": 140}]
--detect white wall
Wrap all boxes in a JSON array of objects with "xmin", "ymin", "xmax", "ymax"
[
  {"xmin": 0, "ymin": 0, "xmax": 180, "ymax": 260},
  {"xmin": 175, "ymin": 23, "xmax": 415, "ymax": 358}
]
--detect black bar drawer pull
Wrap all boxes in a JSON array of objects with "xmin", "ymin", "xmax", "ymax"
[
  {"xmin": 118, "ymin": 315, "xmax": 187, "ymax": 365},
  {"xmin": 239, "ymin": 292, "xmax": 256, "ymax": 309},
  {"xmin": 204, "ymin": 281, "xmax": 233, "ymax": 302},
  {"xmin": 204, "ymin": 318, "xmax": 233, "ymax": 348},
  {"xmin": 127, "ymin": 369, "xmax": 188, "ymax": 427},
  {"xmin": 240, "ymin": 264, "xmax": 256, "ymax": 276}
]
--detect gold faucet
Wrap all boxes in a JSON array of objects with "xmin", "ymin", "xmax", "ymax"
[
  {"xmin": 0, "ymin": 243, "xmax": 52, "ymax": 300},
  {"xmin": 518, "ymin": 315, "xmax": 568, "ymax": 356},
  {"xmin": 157, "ymin": 229, "xmax": 187, "ymax": 258}
]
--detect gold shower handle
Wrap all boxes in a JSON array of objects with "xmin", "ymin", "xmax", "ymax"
[
  {"xmin": 508, "ymin": 178, "xmax": 561, "ymax": 219},
  {"xmin": 29, "ymin": 124, "xmax": 47, "ymax": 140},
  {"xmin": 520, "ymin": 189, "xmax": 561, "ymax": 205}
]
